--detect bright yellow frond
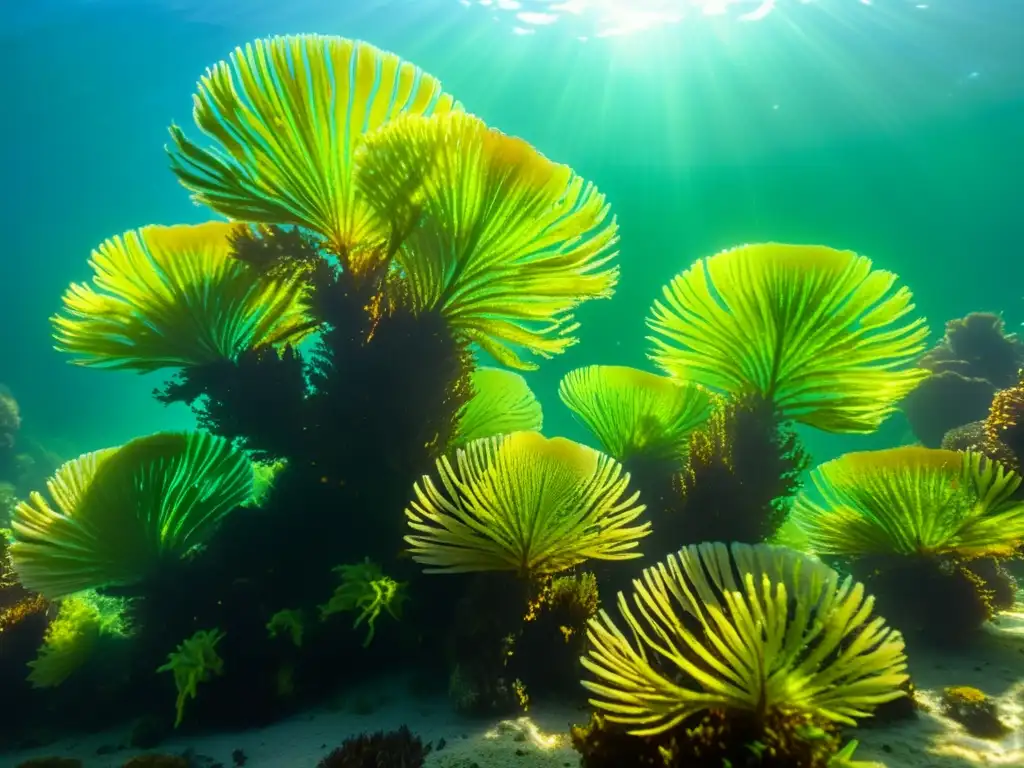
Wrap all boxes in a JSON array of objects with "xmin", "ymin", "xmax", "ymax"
[
  {"xmin": 647, "ymin": 244, "xmax": 930, "ymax": 433},
  {"xmin": 788, "ymin": 446, "xmax": 1024, "ymax": 558},
  {"xmin": 452, "ymin": 367, "xmax": 543, "ymax": 448},
  {"xmin": 559, "ymin": 365, "xmax": 714, "ymax": 462},
  {"xmin": 10, "ymin": 432, "xmax": 253, "ymax": 598},
  {"xmin": 167, "ymin": 35, "xmax": 460, "ymax": 258},
  {"xmin": 356, "ymin": 111, "xmax": 620, "ymax": 369},
  {"xmin": 52, "ymin": 222, "xmax": 314, "ymax": 371},
  {"xmin": 581, "ymin": 542, "xmax": 908, "ymax": 736},
  {"xmin": 405, "ymin": 431, "xmax": 648, "ymax": 577}
]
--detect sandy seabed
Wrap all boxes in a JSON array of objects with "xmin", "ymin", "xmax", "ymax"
[{"xmin": 4, "ymin": 609, "xmax": 1023, "ymax": 768}]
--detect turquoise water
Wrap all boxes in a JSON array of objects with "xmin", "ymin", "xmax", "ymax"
[
  {"xmin": 2, "ymin": 0, "xmax": 1020, "ymax": 459},
  {"xmin": 1, "ymin": 4, "xmax": 1023, "ymax": 764}
]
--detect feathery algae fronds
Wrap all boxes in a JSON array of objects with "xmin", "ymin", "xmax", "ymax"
[
  {"xmin": 648, "ymin": 244, "xmax": 929, "ymax": 433},
  {"xmin": 10, "ymin": 432, "xmax": 253, "ymax": 598},
  {"xmin": 452, "ymin": 366, "xmax": 544, "ymax": 448},
  {"xmin": 53, "ymin": 222, "xmax": 313, "ymax": 371},
  {"xmin": 157, "ymin": 628, "xmax": 225, "ymax": 727},
  {"xmin": 789, "ymin": 446, "xmax": 1024, "ymax": 558},
  {"xmin": 168, "ymin": 34, "xmax": 460, "ymax": 259},
  {"xmin": 405, "ymin": 431, "xmax": 648, "ymax": 577},
  {"xmin": 559, "ymin": 364, "xmax": 713, "ymax": 462},
  {"xmin": 581, "ymin": 542, "xmax": 907, "ymax": 736},
  {"xmin": 356, "ymin": 111, "xmax": 619, "ymax": 369}
]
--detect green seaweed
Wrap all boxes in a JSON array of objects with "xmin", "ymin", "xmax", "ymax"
[
  {"xmin": 320, "ymin": 558, "xmax": 406, "ymax": 647},
  {"xmin": 156, "ymin": 628, "xmax": 225, "ymax": 727}
]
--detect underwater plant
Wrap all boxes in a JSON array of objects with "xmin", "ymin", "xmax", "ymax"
[
  {"xmin": 648, "ymin": 243, "xmax": 929, "ymax": 433},
  {"xmin": 9, "ymin": 431, "xmax": 253, "ymax": 598},
  {"xmin": 27, "ymin": 592, "xmax": 126, "ymax": 688},
  {"xmin": 356, "ymin": 111, "xmax": 619, "ymax": 369},
  {"xmin": 559, "ymin": 365, "xmax": 713, "ymax": 464},
  {"xmin": 51, "ymin": 222, "xmax": 314, "ymax": 371},
  {"xmin": 557, "ymin": 364, "xmax": 716, "ymax": 590},
  {"xmin": 157, "ymin": 628, "xmax": 225, "ymax": 728},
  {"xmin": 320, "ymin": 559, "xmax": 407, "ymax": 648},
  {"xmin": 452, "ymin": 367, "xmax": 543, "ymax": 448},
  {"xmin": 247, "ymin": 459, "xmax": 287, "ymax": 508},
  {"xmin": 790, "ymin": 447, "xmax": 1024, "ymax": 559},
  {"xmin": 265, "ymin": 608, "xmax": 305, "ymax": 647},
  {"xmin": 510, "ymin": 570, "xmax": 601, "ymax": 698},
  {"xmin": 405, "ymin": 431, "xmax": 649, "ymax": 578},
  {"xmin": 576, "ymin": 542, "xmax": 906, "ymax": 767},
  {"xmin": 654, "ymin": 395, "xmax": 810, "ymax": 554},
  {"xmin": 168, "ymin": 34, "xmax": 461, "ymax": 261},
  {"xmin": 788, "ymin": 446, "xmax": 1024, "ymax": 641},
  {"xmin": 29, "ymin": 28, "xmax": 627, "ymax": 738}
]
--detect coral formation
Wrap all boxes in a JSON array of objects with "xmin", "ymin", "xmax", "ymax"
[
  {"xmin": 902, "ymin": 370, "xmax": 996, "ymax": 447},
  {"xmin": 120, "ymin": 757, "xmax": 189, "ymax": 768},
  {"xmin": 939, "ymin": 685, "xmax": 1011, "ymax": 739},
  {"xmin": 905, "ymin": 312, "xmax": 1024, "ymax": 446},
  {"xmin": 920, "ymin": 312, "xmax": 1023, "ymax": 388},
  {"xmin": 317, "ymin": 724, "xmax": 430, "ymax": 768},
  {"xmin": 984, "ymin": 372, "xmax": 1024, "ymax": 472}
]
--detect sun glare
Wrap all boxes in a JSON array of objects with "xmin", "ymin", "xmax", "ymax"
[{"xmin": 460, "ymin": 0, "xmax": 797, "ymax": 38}]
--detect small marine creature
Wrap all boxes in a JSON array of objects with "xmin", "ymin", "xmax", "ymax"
[
  {"xmin": 156, "ymin": 628, "xmax": 225, "ymax": 728},
  {"xmin": 405, "ymin": 431, "xmax": 649, "ymax": 577},
  {"xmin": 320, "ymin": 559, "xmax": 406, "ymax": 647}
]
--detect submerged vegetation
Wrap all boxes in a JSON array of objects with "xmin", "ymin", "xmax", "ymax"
[{"xmin": 0, "ymin": 29, "xmax": 1021, "ymax": 768}]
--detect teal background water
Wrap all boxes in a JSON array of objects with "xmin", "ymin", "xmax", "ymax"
[{"xmin": 1, "ymin": 0, "xmax": 1021, "ymax": 465}]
